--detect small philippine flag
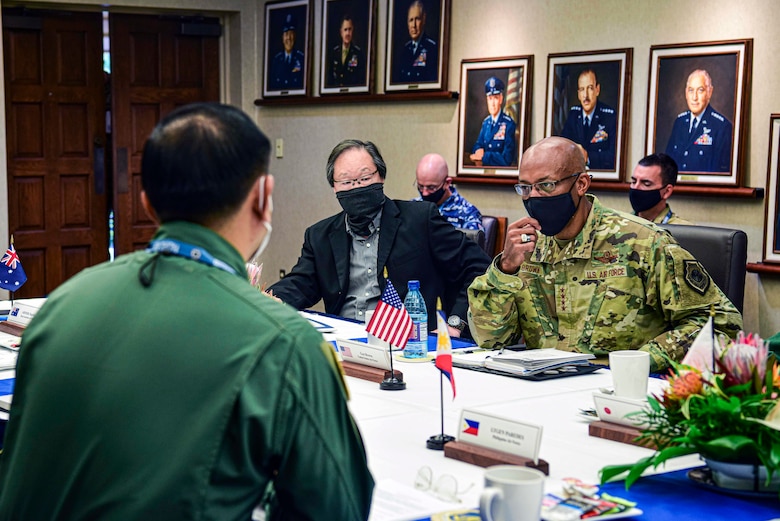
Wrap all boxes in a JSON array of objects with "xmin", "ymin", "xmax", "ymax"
[
  {"xmin": 435, "ymin": 309, "xmax": 456, "ymax": 398},
  {"xmin": 463, "ymin": 419, "xmax": 480, "ymax": 436},
  {"xmin": 0, "ymin": 242, "xmax": 27, "ymax": 292}
]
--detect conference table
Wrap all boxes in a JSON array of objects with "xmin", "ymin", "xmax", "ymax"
[
  {"xmin": 311, "ymin": 312, "xmax": 780, "ymax": 521},
  {"xmin": 0, "ymin": 305, "xmax": 777, "ymax": 520}
]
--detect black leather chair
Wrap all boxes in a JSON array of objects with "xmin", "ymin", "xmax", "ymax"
[
  {"xmin": 482, "ymin": 216, "xmax": 499, "ymax": 256},
  {"xmin": 461, "ymin": 228, "xmax": 486, "ymax": 252},
  {"xmin": 659, "ymin": 224, "xmax": 748, "ymax": 313}
]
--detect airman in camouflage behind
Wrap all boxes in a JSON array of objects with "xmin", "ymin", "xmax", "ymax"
[{"xmin": 467, "ymin": 136, "xmax": 742, "ymax": 372}]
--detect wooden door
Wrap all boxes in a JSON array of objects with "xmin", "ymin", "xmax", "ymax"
[
  {"xmin": 3, "ymin": 10, "xmax": 108, "ymax": 297},
  {"xmin": 109, "ymin": 14, "xmax": 220, "ymax": 254}
]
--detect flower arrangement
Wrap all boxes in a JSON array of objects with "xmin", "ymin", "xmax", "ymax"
[{"xmin": 600, "ymin": 330, "xmax": 780, "ymax": 491}]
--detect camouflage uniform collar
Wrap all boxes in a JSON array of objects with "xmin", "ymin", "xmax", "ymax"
[{"xmin": 532, "ymin": 194, "xmax": 600, "ymax": 264}]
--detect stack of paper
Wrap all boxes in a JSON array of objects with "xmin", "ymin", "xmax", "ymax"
[
  {"xmin": 485, "ymin": 349, "xmax": 594, "ymax": 376},
  {"xmin": 0, "ymin": 349, "xmax": 17, "ymax": 371}
]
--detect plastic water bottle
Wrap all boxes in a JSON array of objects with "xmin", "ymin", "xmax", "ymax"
[{"xmin": 403, "ymin": 280, "xmax": 428, "ymax": 358}]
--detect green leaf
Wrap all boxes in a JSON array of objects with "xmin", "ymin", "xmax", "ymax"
[
  {"xmin": 599, "ymin": 463, "xmax": 638, "ymax": 485},
  {"xmin": 699, "ymin": 435, "xmax": 755, "ymax": 456}
]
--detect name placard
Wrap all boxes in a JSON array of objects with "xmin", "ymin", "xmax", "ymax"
[
  {"xmin": 457, "ymin": 409, "xmax": 542, "ymax": 463},
  {"xmin": 335, "ymin": 337, "xmax": 392, "ymax": 370},
  {"xmin": 8, "ymin": 302, "xmax": 40, "ymax": 327}
]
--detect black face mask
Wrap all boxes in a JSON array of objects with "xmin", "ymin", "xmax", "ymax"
[
  {"xmin": 523, "ymin": 185, "xmax": 582, "ymax": 237},
  {"xmin": 420, "ymin": 186, "xmax": 446, "ymax": 204},
  {"xmin": 629, "ymin": 188, "xmax": 663, "ymax": 213},
  {"xmin": 336, "ymin": 183, "xmax": 386, "ymax": 236}
]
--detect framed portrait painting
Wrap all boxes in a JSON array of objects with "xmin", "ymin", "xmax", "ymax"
[
  {"xmin": 456, "ymin": 56, "xmax": 533, "ymax": 182},
  {"xmin": 384, "ymin": 0, "xmax": 449, "ymax": 92},
  {"xmin": 319, "ymin": 0, "xmax": 376, "ymax": 95},
  {"xmin": 263, "ymin": 0, "xmax": 312, "ymax": 98},
  {"xmin": 645, "ymin": 39, "xmax": 753, "ymax": 187},
  {"xmin": 763, "ymin": 115, "xmax": 780, "ymax": 264},
  {"xmin": 545, "ymin": 48, "xmax": 632, "ymax": 182}
]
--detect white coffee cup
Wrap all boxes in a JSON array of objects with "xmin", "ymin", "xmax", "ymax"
[
  {"xmin": 609, "ymin": 350, "xmax": 651, "ymax": 399},
  {"xmin": 364, "ymin": 310, "xmax": 391, "ymax": 349},
  {"xmin": 479, "ymin": 465, "xmax": 545, "ymax": 521}
]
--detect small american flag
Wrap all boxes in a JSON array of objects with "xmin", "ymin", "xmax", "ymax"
[{"xmin": 366, "ymin": 280, "xmax": 413, "ymax": 349}]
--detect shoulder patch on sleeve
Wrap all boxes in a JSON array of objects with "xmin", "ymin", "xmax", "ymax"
[{"xmin": 683, "ymin": 260, "xmax": 710, "ymax": 295}]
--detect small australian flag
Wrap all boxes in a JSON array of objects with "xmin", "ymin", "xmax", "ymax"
[{"xmin": 1, "ymin": 243, "xmax": 27, "ymax": 292}]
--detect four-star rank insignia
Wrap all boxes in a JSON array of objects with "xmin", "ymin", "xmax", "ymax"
[{"xmin": 684, "ymin": 260, "xmax": 710, "ymax": 295}]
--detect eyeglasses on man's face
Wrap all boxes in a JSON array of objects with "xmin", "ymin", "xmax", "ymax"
[
  {"xmin": 514, "ymin": 172, "xmax": 582, "ymax": 197},
  {"xmin": 413, "ymin": 179, "xmax": 447, "ymax": 193},
  {"xmin": 334, "ymin": 169, "xmax": 379, "ymax": 189}
]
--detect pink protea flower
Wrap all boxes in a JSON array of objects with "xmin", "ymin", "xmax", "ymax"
[
  {"xmin": 717, "ymin": 331, "xmax": 768, "ymax": 387},
  {"xmin": 665, "ymin": 369, "xmax": 704, "ymax": 401}
]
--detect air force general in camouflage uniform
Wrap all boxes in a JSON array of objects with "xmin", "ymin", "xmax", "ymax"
[{"xmin": 468, "ymin": 137, "xmax": 742, "ymax": 373}]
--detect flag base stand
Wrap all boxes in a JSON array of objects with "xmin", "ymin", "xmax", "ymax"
[
  {"xmin": 426, "ymin": 433, "xmax": 455, "ymax": 450},
  {"xmin": 379, "ymin": 370, "xmax": 406, "ymax": 390}
]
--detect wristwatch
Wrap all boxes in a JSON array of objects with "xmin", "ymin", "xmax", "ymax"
[{"xmin": 447, "ymin": 315, "xmax": 467, "ymax": 332}]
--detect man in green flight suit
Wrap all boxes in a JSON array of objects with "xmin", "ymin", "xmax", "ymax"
[
  {"xmin": 468, "ymin": 136, "xmax": 742, "ymax": 372},
  {"xmin": 0, "ymin": 103, "xmax": 374, "ymax": 520}
]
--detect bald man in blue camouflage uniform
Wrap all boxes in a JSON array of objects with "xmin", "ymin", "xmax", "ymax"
[
  {"xmin": 413, "ymin": 153, "xmax": 484, "ymax": 231},
  {"xmin": 468, "ymin": 136, "xmax": 742, "ymax": 372}
]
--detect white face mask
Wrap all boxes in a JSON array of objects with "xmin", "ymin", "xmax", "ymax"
[
  {"xmin": 249, "ymin": 181, "xmax": 273, "ymax": 262},
  {"xmin": 250, "ymin": 216, "xmax": 273, "ymax": 262}
]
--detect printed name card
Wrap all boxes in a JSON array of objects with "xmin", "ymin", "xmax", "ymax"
[
  {"xmin": 8, "ymin": 302, "xmax": 40, "ymax": 327},
  {"xmin": 457, "ymin": 409, "xmax": 542, "ymax": 463}
]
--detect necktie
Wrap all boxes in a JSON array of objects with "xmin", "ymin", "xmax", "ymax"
[
  {"xmin": 342, "ymin": 46, "xmax": 348, "ymax": 64},
  {"xmin": 584, "ymin": 117, "xmax": 591, "ymax": 135},
  {"xmin": 690, "ymin": 117, "xmax": 699, "ymax": 135}
]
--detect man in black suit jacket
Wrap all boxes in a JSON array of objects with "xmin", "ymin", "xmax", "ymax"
[{"xmin": 268, "ymin": 139, "xmax": 491, "ymax": 337}]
